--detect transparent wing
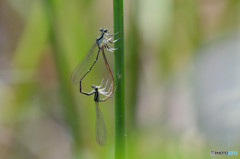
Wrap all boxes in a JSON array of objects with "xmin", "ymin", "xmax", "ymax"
[
  {"xmin": 95, "ymin": 102, "xmax": 107, "ymax": 145},
  {"xmin": 70, "ymin": 43, "xmax": 99, "ymax": 83}
]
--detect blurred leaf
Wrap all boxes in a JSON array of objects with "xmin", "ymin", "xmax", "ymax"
[
  {"xmin": 12, "ymin": 1, "xmax": 48, "ymax": 69},
  {"xmin": 9, "ymin": 1, "xmax": 48, "ymax": 118}
]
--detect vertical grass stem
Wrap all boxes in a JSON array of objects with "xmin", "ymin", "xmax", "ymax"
[{"xmin": 113, "ymin": 0, "xmax": 125, "ymax": 159}]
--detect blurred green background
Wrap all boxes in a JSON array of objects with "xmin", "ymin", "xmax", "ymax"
[{"xmin": 0, "ymin": 0, "xmax": 240, "ymax": 158}]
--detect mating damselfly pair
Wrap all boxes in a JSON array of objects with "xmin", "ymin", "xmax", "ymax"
[{"xmin": 70, "ymin": 27, "xmax": 118, "ymax": 145}]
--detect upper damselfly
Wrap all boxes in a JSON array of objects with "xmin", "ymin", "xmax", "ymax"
[{"xmin": 70, "ymin": 27, "xmax": 117, "ymax": 85}]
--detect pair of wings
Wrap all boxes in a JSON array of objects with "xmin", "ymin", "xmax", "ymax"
[
  {"xmin": 70, "ymin": 43, "xmax": 99, "ymax": 83},
  {"xmin": 95, "ymin": 102, "xmax": 107, "ymax": 145}
]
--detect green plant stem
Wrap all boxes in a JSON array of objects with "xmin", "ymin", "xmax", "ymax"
[{"xmin": 113, "ymin": 0, "xmax": 125, "ymax": 159}]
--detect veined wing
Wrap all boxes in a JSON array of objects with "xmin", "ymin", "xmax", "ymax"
[
  {"xmin": 70, "ymin": 43, "xmax": 99, "ymax": 83},
  {"xmin": 95, "ymin": 102, "xmax": 107, "ymax": 145}
]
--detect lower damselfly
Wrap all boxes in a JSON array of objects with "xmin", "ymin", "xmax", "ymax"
[
  {"xmin": 92, "ymin": 79, "xmax": 113, "ymax": 145},
  {"xmin": 82, "ymin": 72, "xmax": 114, "ymax": 145}
]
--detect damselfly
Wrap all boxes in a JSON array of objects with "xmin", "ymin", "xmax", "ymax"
[
  {"xmin": 80, "ymin": 74, "xmax": 113, "ymax": 145},
  {"xmin": 70, "ymin": 28, "xmax": 117, "ymax": 145}
]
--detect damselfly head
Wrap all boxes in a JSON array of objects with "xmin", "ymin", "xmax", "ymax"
[
  {"xmin": 100, "ymin": 27, "xmax": 107, "ymax": 33},
  {"xmin": 92, "ymin": 85, "xmax": 97, "ymax": 89}
]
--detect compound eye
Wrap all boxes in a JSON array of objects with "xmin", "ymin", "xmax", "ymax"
[
  {"xmin": 92, "ymin": 85, "xmax": 95, "ymax": 89},
  {"xmin": 100, "ymin": 27, "xmax": 103, "ymax": 32}
]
